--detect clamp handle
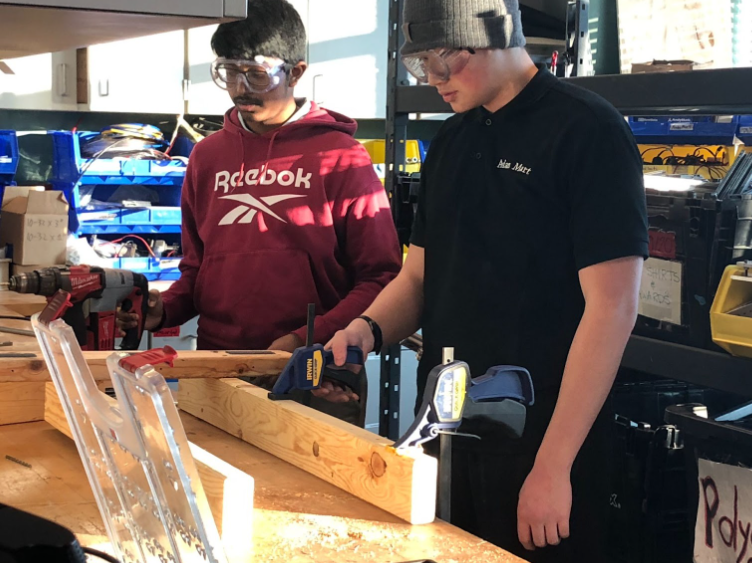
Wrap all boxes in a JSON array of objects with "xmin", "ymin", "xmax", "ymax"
[
  {"xmin": 468, "ymin": 365, "xmax": 534, "ymax": 406},
  {"xmin": 323, "ymin": 345, "xmax": 364, "ymax": 366},
  {"xmin": 321, "ymin": 346, "xmax": 364, "ymax": 391}
]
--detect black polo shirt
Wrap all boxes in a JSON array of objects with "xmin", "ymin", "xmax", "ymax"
[{"xmin": 411, "ymin": 69, "xmax": 648, "ymax": 398}]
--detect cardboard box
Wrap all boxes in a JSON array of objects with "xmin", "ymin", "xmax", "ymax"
[
  {"xmin": 618, "ymin": 0, "xmax": 733, "ymax": 74},
  {"xmin": 0, "ymin": 258, "xmax": 10, "ymax": 290},
  {"xmin": 631, "ymin": 60, "xmax": 697, "ymax": 73},
  {"xmin": 0, "ymin": 187, "xmax": 68, "ymax": 266}
]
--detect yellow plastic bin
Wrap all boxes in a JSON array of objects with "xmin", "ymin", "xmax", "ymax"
[
  {"xmin": 639, "ymin": 143, "xmax": 742, "ymax": 181},
  {"xmin": 710, "ymin": 262, "xmax": 752, "ymax": 358},
  {"xmin": 360, "ymin": 139, "xmax": 423, "ymax": 174}
]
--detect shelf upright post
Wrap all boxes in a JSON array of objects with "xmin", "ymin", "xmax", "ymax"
[{"xmin": 380, "ymin": 0, "xmax": 409, "ymax": 440}]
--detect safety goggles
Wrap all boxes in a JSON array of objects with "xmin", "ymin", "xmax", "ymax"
[
  {"xmin": 401, "ymin": 48, "xmax": 474, "ymax": 84},
  {"xmin": 211, "ymin": 56, "xmax": 293, "ymax": 93}
]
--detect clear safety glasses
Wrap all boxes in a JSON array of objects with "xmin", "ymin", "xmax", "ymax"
[
  {"xmin": 211, "ymin": 56, "xmax": 293, "ymax": 93},
  {"xmin": 401, "ymin": 48, "xmax": 474, "ymax": 84}
]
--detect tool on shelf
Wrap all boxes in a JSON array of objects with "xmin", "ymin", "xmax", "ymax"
[
  {"xmin": 31, "ymin": 296, "xmax": 229, "ymax": 563},
  {"xmin": 9, "ymin": 265, "xmax": 148, "ymax": 350},
  {"xmin": 269, "ymin": 303, "xmax": 366, "ymax": 402}
]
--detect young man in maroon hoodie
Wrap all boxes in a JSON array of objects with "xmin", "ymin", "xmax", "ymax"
[{"xmin": 122, "ymin": 0, "xmax": 401, "ymax": 370}]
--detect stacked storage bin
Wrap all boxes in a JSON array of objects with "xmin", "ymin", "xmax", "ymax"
[
  {"xmin": 0, "ymin": 130, "xmax": 19, "ymax": 204},
  {"xmin": 635, "ymin": 172, "xmax": 752, "ymax": 350},
  {"xmin": 664, "ymin": 401, "xmax": 752, "ymax": 563},
  {"xmin": 634, "ymin": 190, "xmax": 726, "ymax": 349},
  {"xmin": 608, "ymin": 372, "xmax": 740, "ymax": 563},
  {"xmin": 51, "ymin": 131, "xmax": 185, "ymax": 280},
  {"xmin": 0, "ymin": 131, "xmax": 20, "ymax": 283},
  {"xmin": 629, "ymin": 116, "xmax": 740, "ymax": 147},
  {"xmin": 630, "ymin": 116, "xmax": 740, "ymax": 180},
  {"xmin": 739, "ymin": 115, "xmax": 752, "ymax": 152}
]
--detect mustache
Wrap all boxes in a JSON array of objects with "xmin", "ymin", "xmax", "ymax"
[{"xmin": 233, "ymin": 96, "xmax": 264, "ymax": 106}]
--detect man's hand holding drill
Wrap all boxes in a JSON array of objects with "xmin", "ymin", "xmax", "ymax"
[{"xmin": 117, "ymin": 289, "xmax": 164, "ymax": 333}]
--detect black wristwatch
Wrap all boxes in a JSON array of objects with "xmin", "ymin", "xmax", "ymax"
[{"xmin": 357, "ymin": 315, "xmax": 383, "ymax": 354}]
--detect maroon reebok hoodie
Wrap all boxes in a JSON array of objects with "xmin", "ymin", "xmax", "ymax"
[{"xmin": 161, "ymin": 103, "xmax": 401, "ymax": 350}]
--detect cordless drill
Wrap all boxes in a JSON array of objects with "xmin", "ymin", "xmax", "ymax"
[{"xmin": 9, "ymin": 265, "xmax": 148, "ymax": 350}]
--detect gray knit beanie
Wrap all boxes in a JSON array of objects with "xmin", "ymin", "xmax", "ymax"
[{"xmin": 401, "ymin": 0, "xmax": 526, "ymax": 55}]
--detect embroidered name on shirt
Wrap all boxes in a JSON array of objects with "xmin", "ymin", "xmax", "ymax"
[{"xmin": 497, "ymin": 159, "xmax": 531, "ymax": 175}]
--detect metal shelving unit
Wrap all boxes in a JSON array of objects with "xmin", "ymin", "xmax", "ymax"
[
  {"xmin": 395, "ymin": 67, "xmax": 752, "ymax": 116},
  {"xmin": 623, "ymin": 336, "xmax": 752, "ymax": 398},
  {"xmin": 384, "ymin": 0, "xmax": 752, "ymax": 400},
  {"xmin": 377, "ymin": 0, "xmax": 409, "ymax": 440}
]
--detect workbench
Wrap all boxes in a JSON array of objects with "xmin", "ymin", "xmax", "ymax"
[{"xmin": 0, "ymin": 290, "xmax": 526, "ymax": 562}]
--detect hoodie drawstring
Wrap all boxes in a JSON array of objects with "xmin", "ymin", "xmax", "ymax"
[
  {"xmin": 259, "ymin": 129, "xmax": 280, "ymax": 181},
  {"xmin": 233, "ymin": 130, "xmax": 246, "ymax": 193},
  {"xmin": 234, "ymin": 128, "xmax": 280, "ymax": 192}
]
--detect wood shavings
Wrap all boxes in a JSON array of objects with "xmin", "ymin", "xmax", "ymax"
[{"xmin": 252, "ymin": 510, "xmax": 526, "ymax": 563}]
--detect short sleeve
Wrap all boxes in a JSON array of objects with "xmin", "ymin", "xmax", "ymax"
[
  {"xmin": 566, "ymin": 116, "xmax": 649, "ymax": 270},
  {"xmin": 409, "ymin": 169, "xmax": 428, "ymax": 248}
]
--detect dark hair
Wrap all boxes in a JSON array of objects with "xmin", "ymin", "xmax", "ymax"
[{"xmin": 211, "ymin": 0, "xmax": 307, "ymax": 63}]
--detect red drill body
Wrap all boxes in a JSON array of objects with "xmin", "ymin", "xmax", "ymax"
[{"xmin": 9, "ymin": 266, "xmax": 148, "ymax": 350}]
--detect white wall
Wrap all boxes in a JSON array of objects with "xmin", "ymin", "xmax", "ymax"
[
  {"xmin": 0, "ymin": 52, "xmax": 78, "ymax": 110},
  {"xmin": 1, "ymin": 2, "xmax": 390, "ymax": 118}
]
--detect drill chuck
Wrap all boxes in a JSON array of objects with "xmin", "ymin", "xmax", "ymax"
[
  {"xmin": 8, "ymin": 273, "xmax": 37, "ymax": 294},
  {"xmin": 8, "ymin": 269, "xmax": 61, "ymax": 297}
]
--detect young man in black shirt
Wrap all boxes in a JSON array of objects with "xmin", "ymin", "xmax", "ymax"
[{"xmin": 326, "ymin": 0, "xmax": 648, "ymax": 560}]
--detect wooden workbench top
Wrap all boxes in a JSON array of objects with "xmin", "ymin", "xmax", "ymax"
[
  {"xmin": 0, "ymin": 290, "xmax": 527, "ymax": 562},
  {"xmin": 0, "ymin": 416, "xmax": 526, "ymax": 563},
  {"xmin": 0, "ymin": 290, "xmax": 44, "ymax": 346}
]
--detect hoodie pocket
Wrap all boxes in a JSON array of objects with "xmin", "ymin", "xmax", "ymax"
[{"xmin": 194, "ymin": 249, "xmax": 321, "ymax": 347}]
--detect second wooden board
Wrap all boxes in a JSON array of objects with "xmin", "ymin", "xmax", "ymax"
[
  {"xmin": 178, "ymin": 378, "xmax": 438, "ymax": 525},
  {"xmin": 0, "ymin": 350, "xmax": 291, "ymax": 383}
]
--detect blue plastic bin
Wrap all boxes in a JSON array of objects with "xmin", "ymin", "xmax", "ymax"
[
  {"xmin": 0, "ymin": 130, "xmax": 19, "ymax": 186},
  {"xmin": 50, "ymin": 131, "xmax": 186, "ymax": 234},
  {"xmin": 0, "ymin": 131, "xmax": 20, "ymax": 227},
  {"xmin": 51, "ymin": 131, "xmax": 186, "ymax": 184},
  {"xmin": 113, "ymin": 257, "xmax": 181, "ymax": 281},
  {"xmin": 629, "ymin": 116, "xmax": 740, "ymax": 146},
  {"xmin": 738, "ymin": 115, "xmax": 752, "ymax": 146}
]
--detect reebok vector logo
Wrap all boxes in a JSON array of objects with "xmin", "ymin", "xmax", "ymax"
[{"xmin": 218, "ymin": 193, "xmax": 306, "ymax": 226}]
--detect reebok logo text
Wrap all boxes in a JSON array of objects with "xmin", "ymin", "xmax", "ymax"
[{"xmin": 214, "ymin": 167, "xmax": 312, "ymax": 193}]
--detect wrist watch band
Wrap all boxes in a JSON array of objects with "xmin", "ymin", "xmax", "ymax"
[{"xmin": 357, "ymin": 315, "xmax": 383, "ymax": 355}]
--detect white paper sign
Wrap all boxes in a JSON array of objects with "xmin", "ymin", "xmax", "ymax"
[
  {"xmin": 638, "ymin": 257, "xmax": 683, "ymax": 325},
  {"xmin": 695, "ymin": 459, "xmax": 752, "ymax": 563}
]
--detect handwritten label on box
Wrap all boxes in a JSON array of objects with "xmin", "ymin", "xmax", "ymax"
[
  {"xmin": 696, "ymin": 459, "xmax": 752, "ymax": 563},
  {"xmin": 638, "ymin": 257, "xmax": 683, "ymax": 325},
  {"xmin": 649, "ymin": 229, "xmax": 677, "ymax": 260}
]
